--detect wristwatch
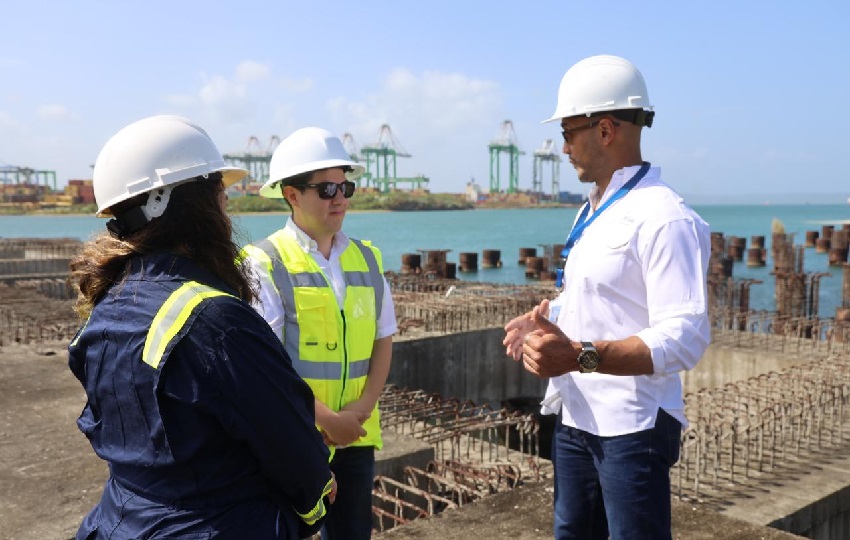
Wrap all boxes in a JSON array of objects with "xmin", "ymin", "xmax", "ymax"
[{"xmin": 576, "ymin": 341, "xmax": 600, "ymax": 373}]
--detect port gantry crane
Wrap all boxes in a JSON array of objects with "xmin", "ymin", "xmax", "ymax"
[
  {"xmin": 222, "ymin": 135, "xmax": 280, "ymax": 190},
  {"xmin": 341, "ymin": 132, "xmax": 371, "ymax": 188},
  {"xmin": 488, "ymin": 120, "xmax": 525, "ymax": 193},
  {"xmin": 532, "ymin": 138, "xmax": 561, "ymax": 198},
  {"xmin": 359, "ymin": 124, "xmax": 429, "ymax": 192},
  {"xmin": 0, "ymin": 162, "xmax": 57, "ymax": 190}
]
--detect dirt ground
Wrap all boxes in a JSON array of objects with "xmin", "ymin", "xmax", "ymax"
[
  {"xmin": 1, "ymin": 339, "xmax": 805, "ymax": 540},
  {"xmin": 374, "ymin": 481, "xmax": 805, "ymax": 540},
  {"xmin": 0, "ymin": 285, "xmax": 805, "ymax": 540},
  {"xmin": 0, "ymin": 341, "xmax": 106, "ymax": 540}
]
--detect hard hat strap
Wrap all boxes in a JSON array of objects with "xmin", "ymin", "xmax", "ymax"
[
  {"xmin": 106, "ymin": 206, "xmax": 150, "ymax": 240},
  {"xmin": 608, "ymin": 109, "xmax": 655, "ymax": 128},
  {"xmin": 104, "ymin": 186, "xmax": 173, "ymax": 239}
]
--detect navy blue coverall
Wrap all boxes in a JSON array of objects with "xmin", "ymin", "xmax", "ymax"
[{"xmin": 68, "ymin": 253, "xmax": 333, "ymax": 539}]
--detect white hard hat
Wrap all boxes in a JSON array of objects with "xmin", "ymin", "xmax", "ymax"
[
  {"xmin": 544, "ymin": 55, "xmax": 654, "ymax": 125},
  {"xmin": 93, "ymin": 115, "xmax": 248, "ymax": 217},
  {"xmin": 260, "ymin": 127, "xmax": 364, "ymax": 199}
]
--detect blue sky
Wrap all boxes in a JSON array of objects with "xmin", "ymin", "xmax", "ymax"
[{"xmin": 2, "ymin": 1, "xmax": 848, "ymax": 203}]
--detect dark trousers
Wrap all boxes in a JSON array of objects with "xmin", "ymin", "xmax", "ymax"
[
  {"xmin": 321, "ymin": 446, "xmax": 375, "ymax": 540},
  {"xmin": 552, "ymin": 409, "xmax": 682, "ymax": 540}
]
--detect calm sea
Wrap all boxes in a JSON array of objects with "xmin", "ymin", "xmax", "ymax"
[{"xmin": 2, "ymin": 204, "xmax": 849, "ymax": 317}]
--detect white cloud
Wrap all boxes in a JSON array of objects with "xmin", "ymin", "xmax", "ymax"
[
  {"xmin": 235, "ymin": 60, "xmax": 270, "ymax": 83},
  {"xmin": 279, "ymin": 77, "xmax": 314, "ymax": 93},
  {"xmin": 272, "ymin": 103, "xmax": 299, "ymax": 135},
  {"xmin": 328, "ymin": 68, "xmax": 501, "ymax": 134},
  {"xmin": 324, "ymin": 68, "xmax": 503, "ymax": 190},
  {"xmin": 185, "ymin": 61, "xmax": 276, "ymax": 127},
  {"xmin": 36, "ymin": 104, "xmax": 77, "ymax": 122},
  {"xmin": 162, "ymin": 94, "xmax": 196, "ymax": 107},
  {"xmin": 0, "ymin": 111, "xmax": 20, "ymax": 129},
  {"xmin": 198, "ymin": 74, "xmax": 253, "ymax": 125},
  {"xmin": 0, "ymin": 56, "xmax": 21, "ymax": 68}
]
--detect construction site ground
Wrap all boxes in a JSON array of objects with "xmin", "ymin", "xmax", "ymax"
[{"xmin": 2, "ymin": 340, "xmax": 807, "ymax": 540}]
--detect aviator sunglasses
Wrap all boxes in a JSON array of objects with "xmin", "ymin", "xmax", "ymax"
[{"xmin": 298, "ymin": 180, "xmax": 356, "ymax": 199}]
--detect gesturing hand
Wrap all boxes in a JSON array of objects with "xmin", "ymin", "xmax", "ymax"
[
  {"xmin": 520, "ymin": 302, "xmax": 578, "ymax": 379},
  {"xmin": 503, "ymin": 299, "xmax": 551, "ymax": 361}
]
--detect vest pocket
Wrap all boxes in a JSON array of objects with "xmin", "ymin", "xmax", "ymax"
[{"xmin": 293, "ymin": 288, "xmax": 334, "ymax": 357}]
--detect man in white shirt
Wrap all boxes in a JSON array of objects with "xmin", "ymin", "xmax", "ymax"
[
  {"xmin": 242, "ymin": 127, "xmax": 397, "ymax": 540},
  {"xmin": 503, "ymin": 55, "xmax": 710, "ymax": 540}
]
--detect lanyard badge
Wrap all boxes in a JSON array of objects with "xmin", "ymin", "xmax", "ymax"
[{"xmin": 554, "ymin": 162, "xmax": 651, "ymax": 291}]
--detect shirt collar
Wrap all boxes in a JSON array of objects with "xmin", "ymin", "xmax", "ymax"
[
  {"xmin": 588, "ymin": 163, "xmax": 657, "ymax": 209},
  {"xmin": 283, "ymin": 217, "xmax": 350, "ymax": 254}
]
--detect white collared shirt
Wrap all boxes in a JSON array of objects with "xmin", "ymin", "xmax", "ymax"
[
  {"xmin": 543, "ymin": 164, "xmax": 711, "ymax": 436},
  {"xmin": 247, "ymin": 218, "xmax": 398, "ymax": 342}
]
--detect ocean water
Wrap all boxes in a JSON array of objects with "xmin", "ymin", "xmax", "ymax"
[{"xmin": 2, "ymin": 204, "xmax": 849, "ymax": 316}]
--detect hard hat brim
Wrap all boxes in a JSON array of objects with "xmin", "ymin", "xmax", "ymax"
[
  {"xmin": 96, "ymin": 165, "xmax": 250, "ymax": 217},
  {"xmin": 221, "ymin": 166, "xmax": 250, "ymax": 188},
  {"xmin": 259, "ymin": 159, "xmax": 365, "ymax": 199}
]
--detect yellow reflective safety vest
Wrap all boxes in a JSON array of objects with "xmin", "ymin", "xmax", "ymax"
[{"xmin": 243, "ymin": 230, "xmax": 385, "ymax": 450}]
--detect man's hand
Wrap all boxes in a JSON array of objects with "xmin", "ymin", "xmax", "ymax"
[
  {"xmin": 328, "ymin": 472, "xmax": 338, "ymax": 504},
  {"xmin": 503, "ymin": 299, "xmax": 551, "ymax": 361},
  {"xmin": 341, "ymin": 398, "xmax": 375, "ymax": 418},
  {"xmin": 520, "ymin": 302, "xmax": 579, "ymax": 379},
  {"xmin": 321, "ymin": 410, "xmax": 368, "ymax": 447}
]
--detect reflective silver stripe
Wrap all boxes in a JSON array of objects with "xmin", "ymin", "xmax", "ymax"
[
  {"xmin": 298, "ymin": 476, "xmax": 335, "ymax": 525},
  {"xmin": 143, "ymin": 282, "xmax": 230, "ymax": 369},
  {"xmin": 290, "ymin": 357, "xmax": 370, "ymax": 380},
  {"xmin": 255, "ymin": 239, "xmax": 289, "ymax": 297},
  {"xmin": 292, "ymin": 272, "xmax": 327, "ymax": 288},
  {"xmin": 70, "ymin": 318, "xmax": 90, "ymax": 347},
  {"xmin": 298, "ymin": 497, "xmax": 326, "ymax": 525},
  {"xmin": 348, "ymin": 358, "xmax": 371, "ymax": 379},
  {"xmin": 291, "ymin": 359, "xmax": 342, "ymax": 380},
  {"xmin": 255, "ymin": 239, "xmax": 302, "ymax": 356},
  {"xmin": 349, "ymin": 239, "xmax": 384, "ymax": 320},
  {"xmin": 344, "ymin": 271, "xmax": 373, "ymax": 287}
]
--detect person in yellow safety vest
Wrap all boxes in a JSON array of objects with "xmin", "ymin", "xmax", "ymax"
[
  {"xmin": 68, "ymin": 115, "xmax": 336, "ymax": 540},
  {"xmin": 242, "ymin": 127, "xmax": 398, "ymax": 540}
]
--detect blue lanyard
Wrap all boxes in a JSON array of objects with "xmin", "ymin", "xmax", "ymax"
[{"xmin": 555, "ymin": 162, "xmax": 651, "ymax": 290}]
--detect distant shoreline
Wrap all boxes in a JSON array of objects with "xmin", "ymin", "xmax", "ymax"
[
  {"xmin": 2, "ymin": 203, "xmax": 584, "ymax": 218},
  {"xmin": 1, "ymin": 200, "xmax": 846, "ymax": 219}
]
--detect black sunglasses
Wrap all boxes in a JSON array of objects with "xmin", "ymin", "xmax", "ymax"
[
  {"xmin": 297, "ymin": 181, "xmax": 356, "ymax": 199},
  {"xmin": 561, "ymin": 119, "xmax": 620, "ymax": 145}
]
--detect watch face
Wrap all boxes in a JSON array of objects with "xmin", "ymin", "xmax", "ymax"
[{"xmin": 578, "ymin": 350, "xmax": 600, "ymax": 372}]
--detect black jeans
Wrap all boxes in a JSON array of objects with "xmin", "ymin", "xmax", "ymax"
[{"xmin": 321, "ymin": 446, "xmax": 375, "ymax": 540}]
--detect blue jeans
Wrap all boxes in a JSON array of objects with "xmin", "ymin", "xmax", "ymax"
[
  {"xmin": 552, "ymin": 409, "xmax": 681, "ymax": 540},
  {"xmin": 321, "ymin": 446, "xmax": 375, "ymax": 540}
]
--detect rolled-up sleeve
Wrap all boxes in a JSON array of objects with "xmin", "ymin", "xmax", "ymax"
[
  {"xmin": 377, "ymin": 275, "xmax": 398, "ymax": 339},
  {"xmin": 242, "ymin": 251, "xmax": 287, "ymax": 341},
  {"xmin": 636, "ymin": 216, "xmax": 711, "ymax": 376}
]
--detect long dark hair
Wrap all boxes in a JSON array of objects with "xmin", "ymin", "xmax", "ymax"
[{"xmin": 69, "ymin": 175, "xmax": 257, "ymax": 319}]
